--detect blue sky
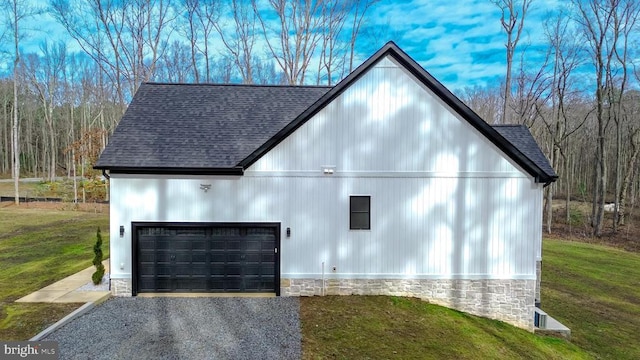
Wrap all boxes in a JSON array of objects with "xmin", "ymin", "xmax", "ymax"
[
  {"xmin": 362, "ymin": 0, "xmax": 563, "ymax": 90},
  {"xmin": 12, "ymin": 0, "xmax": 562, "ymax": 92}
]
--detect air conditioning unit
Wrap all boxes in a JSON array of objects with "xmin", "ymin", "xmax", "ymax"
[{"xmin": 534, "ymin": 308, "xmax": 548, "ymax": 328}]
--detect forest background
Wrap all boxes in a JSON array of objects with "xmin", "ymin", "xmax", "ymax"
[{"xmin": 0, "ymin": 0, "xmax": 638, "ymax": 238}]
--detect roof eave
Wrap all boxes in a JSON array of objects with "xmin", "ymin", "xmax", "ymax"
[{"xmin": 94, "ymin": 166, "xmax": 244, "ymax": 176}]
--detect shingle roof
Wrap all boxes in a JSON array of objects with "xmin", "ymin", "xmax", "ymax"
[
  {"xmin": 493, "ymin": 125, "xmax": 557, "ymax": 179},
  {"xmin": 95, "ymin": 42, "xmax": 557, "ymax": 183},
  {"xmin": 94, "ymin": 84, "xmax": 331, "ymax": 171}
]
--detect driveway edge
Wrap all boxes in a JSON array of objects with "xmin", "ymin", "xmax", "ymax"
[{"xmin": 30, "ymin": 293, "xmax": 111, "ymax": 341}]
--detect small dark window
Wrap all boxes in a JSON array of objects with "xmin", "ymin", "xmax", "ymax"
[{"xmin": 350, "ymin": 196, "xmax": 370, "ymax": 230}]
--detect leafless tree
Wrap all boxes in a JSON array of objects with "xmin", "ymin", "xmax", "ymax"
[
  {"xmin": 574, "ymin": 0, "xmax": 625, "ymax": 236},
  {"xmin": 23, "ymin": 41, "xmax": 67, "ymax": 181},
  {"xmin": 493, "ymin": 0, "xmax": 532, "ymax": 124},
  {"xmin": 156, "ymin": 40, "xmax": 193, "ymax": 82},
  {"xmin": 253, "ymin": 0, "xmax": 324, "ymax": 85},
  {"xmin": 2, "ymin": 0, "xmax": 39, "ymax": 204},
  {"xmin": 316, "ymin": 0, "xmax": 349, "ymax": 85},
  {"xmin": 461, "ymin": 85, "xmax": 502, "ymax": 124},
  {"xmin": 180, "ymin": 0, "xmax": 220, "ymax": 83},
  {"xmin": 214, "ymin": 0, "xmax": 258, "ymax": 84},
  {"xmin": 537, "ymin": 12, "xmax": 587, "ymax": 233},
  {"xmin": 609, "ymin": 0, "xmax": 639, "ymax": 230},
  {"xmin": 347, "ymin": 0, "xmax": 378, "ymax": 73},
  {"xmin": 50, "ymin": 0, "xmax": 175, "ymax": 111}
]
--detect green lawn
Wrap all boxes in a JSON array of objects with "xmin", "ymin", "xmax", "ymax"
[
  {"xmin": 542, "ymin": 239, "xmax": 640, "ymax": 359},
  {"xmin": 301, "ymin": 240, "xmax": 640, "ymax": 359},
  {"xmin": 0, "ymin": 207, "xmax": 109, "ymax": 340},
  {"xmin": 0, "ymin": 181, "xmax": 41, "ymax": 197},
  {"xmin": 301, "ymin": 296, "xmax": 588, "ymax": 359}
]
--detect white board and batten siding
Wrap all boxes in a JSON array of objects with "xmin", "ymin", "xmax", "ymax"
[{"xmin": 109, "ymin": 55, "xmax": 543, "ymax": 283}]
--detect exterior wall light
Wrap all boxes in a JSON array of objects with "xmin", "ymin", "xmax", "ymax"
[{"xmin": 322, "ymin": 166, "xmax": 336, "ymax": 175}]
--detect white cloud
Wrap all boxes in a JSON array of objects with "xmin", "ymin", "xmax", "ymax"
[{"xmin": 367, "ymin": 0, "xmax": 561, "ymax": 90}]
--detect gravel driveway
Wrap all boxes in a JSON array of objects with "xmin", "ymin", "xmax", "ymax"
[{"xmin": 44, "ymin": 297, "xmax": 301, "ymax": 360}]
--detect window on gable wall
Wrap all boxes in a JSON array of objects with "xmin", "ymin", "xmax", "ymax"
[{"xmin": 350, "ymin": 196, "xmax": 370, "ymax": 230}]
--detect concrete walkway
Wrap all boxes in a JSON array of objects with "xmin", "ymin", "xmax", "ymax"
[{"xmin": 16, "ymin": 260, "xmax": 111, "ymax": 304}]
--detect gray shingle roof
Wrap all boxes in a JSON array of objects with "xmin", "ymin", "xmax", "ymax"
[
  {"xmin": 95, "ymin": 42, "xmax": 556, "ymax": 183},
  {"xmin": 492, "ymin": 125, "xmax": 557, "ymax": 179},
  {"xmin": 95, "ymin": 83, "xmax": 331, "ymax": 170}
]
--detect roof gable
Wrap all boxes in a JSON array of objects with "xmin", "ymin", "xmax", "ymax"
[
  {"xmin": 239, "ymin": 42, "xmax": 556, "ymax": 183},
  {"xmin": 95, "ymin": 42, "xmax": 556, "ymax": 183}
]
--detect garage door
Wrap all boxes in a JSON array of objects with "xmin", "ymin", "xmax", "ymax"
[{"xmin": 134, "ymin": 223, "xmax": 279, "ymax": 294}]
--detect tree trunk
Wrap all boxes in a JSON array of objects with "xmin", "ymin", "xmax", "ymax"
[
  {"xmin": 12, "ymin": 2, "xmax": 20, "ymax": 205},
  {"xmin": 619, "ymin": 131, "xmax": 640, "ymax": 226}
]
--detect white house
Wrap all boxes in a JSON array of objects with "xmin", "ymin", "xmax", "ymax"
[{"xmin": 95, "ymin": 42, "xmax": 556, "ymax": 330}]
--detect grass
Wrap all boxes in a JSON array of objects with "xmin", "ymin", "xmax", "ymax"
[
  {"xmin": 0, "ymin": 206, "xmax": 109, "ymax": 340},
  {"xmin": 301, "ymin": 296, "xmax": 588, "ymax": 359},
  {"xmin": 0, "ymin": 181, "xmax": 41, "ymax": 197},
  {"xmin": 542, "ymin": 239, "xmax": 640, "ymax": 359},
  {"xmin": 301, "ymin": 240, "xmax": 640, "ymax": 359}
]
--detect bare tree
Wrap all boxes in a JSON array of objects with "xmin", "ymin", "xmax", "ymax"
[
  {"xmin": 574, "ymin": 0, "xmax": 619, "ymax": 237},
  {"xmin": 181, "ymin": 0, "xmax": 201, "ymax": 83},
  {"xmin": 156, "ymin": 40, "xmax": 193, "ymax": 82},
  {"xmin": 214, "ymin": 0, "xmax": 257, "ymax": 83},
  {"xmin": 252, "ymin": 56, "xmax": 283, "ymax": 84},
  {"xmin": 2, "ymin": 0, "xmax": 39, "ymax": 204},
  {"xmin": 493, "ymin": 0, "xmax": 532, "ymax": 124},
  {"xmin": 194, "ymin": 1, "xmax": 218, "ymax": 82},
  {"xmin": 50, "ymin": 0, "xmax": 175, "ymax": 111},
  {"xmin": 609, "ymin": 0, "xmax": 639, "ymax": 230},
  {"xmin": 461, "ymin": 85, "xmax": 502, "ymax": 124},
  {"xmin": 23, "ymin": 42, "xmax": 67, "ymax": 181},
  {"xmin": 253, "ymin": 0, "xmax": 324, "ymax": 85},
  {"xmin": 316, "ymin": 0, "xmax": 349, "ymax": 85},
  {"xmin": 347, "ymin": 0, "xmax": 378, "ymax": 73},
  {"xmin": 538, "ymin": 12, "xmax": 587, "ymax": 233},
  {"xmin": 9, "ymin": 0, "xmax": 20, "ymax": 204}
]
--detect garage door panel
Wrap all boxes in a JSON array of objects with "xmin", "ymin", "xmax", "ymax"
[
  {"xmin": 188, "ymin": 265, "xmax": 208, "ymax": 277},
  {"xmin": 210, "ymin": 253, "xmax": 226, "ymax": 263},
  {"xmin": 262, "ymin": 254, "xmax": 275, "ymax": 262},
  {"xmin": 191, "ymin": 253, "xmax": 207, "ymax": 263},
  {"xmin": 244, "ymin": 253, "xmax": 261, "ymax": 263},
  {"xmin": 156, "ymin": 239, "xmax": 172, "ymax": 250},
  {"xmin": 153, "ymin": 252, "xmax": 172, "ymax": 262},
  {"xmin": 136, "ymin": 224, "xmax": 278, "ymax": 294},
  {"xmin": 223, "ymin": 278, "xmax": 242, "ymax": 291},
  {"xmin": 226, "ymin": 265, "xmax": 242, "ymax": 276},
  {"xmin": 138, "ymin": 251, "xmax": 155, "ymax": 263},
  {"xmin": 227, "ymin": 240, "xmax": 242, "ymax": 250},
  {"xmin": 173, "ymin": 252, "xmax": 193, "ymax": 263},
  {"xmin": 190, "ymin": 240, "xmax": 206, "ymax": 250}
]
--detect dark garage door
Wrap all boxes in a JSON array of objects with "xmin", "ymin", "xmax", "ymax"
[{"xmin": 134, "ymin": 223, "xmax": 279, "ymax": 294}]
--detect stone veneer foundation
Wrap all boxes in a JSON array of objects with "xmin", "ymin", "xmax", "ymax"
[
  {"xmin": 281, "ymin": 278, "xmax": 535, "ymax": 331},
  {"xmin": 111, "ymin": 279, "xmax": 132, "ymax": 297}
]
